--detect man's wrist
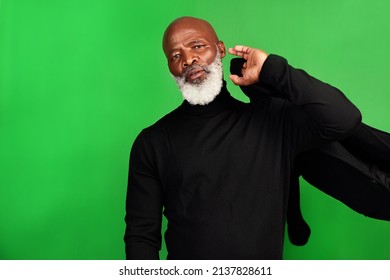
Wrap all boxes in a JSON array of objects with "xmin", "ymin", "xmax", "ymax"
[{"xmin": 258, "ymin": 54, "xmax": 287, "ymax": 87}]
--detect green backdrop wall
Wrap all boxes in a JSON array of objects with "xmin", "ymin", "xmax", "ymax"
[{"xmin": 0, "ymin": 0, "xmax": 389, "ymax": 260}]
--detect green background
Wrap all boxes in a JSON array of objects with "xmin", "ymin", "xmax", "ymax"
[{"xmin": 1, "ymin": 0, "xmax": 389, "ymax": 260}]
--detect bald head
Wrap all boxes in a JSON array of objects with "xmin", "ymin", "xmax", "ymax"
[
  {"xmin": 162, "ymin": 17, "xmax": 226, "ymax": 105},
  {"xmin": 163, "ymin": 17, "xmax": 219, "ymax": 54},
  {"xmin": 162, "ymin": 16, "xmax": 226, "ymax": 79}
]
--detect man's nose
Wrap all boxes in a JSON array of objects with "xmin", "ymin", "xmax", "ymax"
[{"xmin": 182, "ymin": 51, "xmax": 198, "ymax": 68}]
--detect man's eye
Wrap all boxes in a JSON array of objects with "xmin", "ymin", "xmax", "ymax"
[
  {"xmin": 193, "ymin": 45, "xmax": 204, "ymax": 49},
  {"xmin": 172, "ymin": 54, "xmax": 180, "ymax": 60}
]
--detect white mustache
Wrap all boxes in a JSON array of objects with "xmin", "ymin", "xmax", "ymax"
[
  {"xmin": 172, "ymin": 49, "xmax": 223, "ymax": 106},
  {"xmin": 182, "ymin": 64, "xmax": 210, "ymax": 78}
]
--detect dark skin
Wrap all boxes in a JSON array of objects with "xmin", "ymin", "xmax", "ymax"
[
  {"xmin": 162, "ymin": 16, "xmax": 269, "ymax": 86},
  {"xmin": 162, "ymin": 17, "xmax": 226, "ymax": 84}
]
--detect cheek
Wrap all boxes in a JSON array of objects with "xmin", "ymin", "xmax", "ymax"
[
  {"xmin": 168, "ymin": 63, "xmax": 181, "ymax": 77},
  {"xmin": 202, "ymin": 49, "xmax": 217, "ymax": 65}
]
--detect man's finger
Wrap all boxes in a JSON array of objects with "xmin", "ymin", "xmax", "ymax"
[
  {"xmin": 232, "ymin": 45, "xmax": 252, "ymax": 53},
  {"xmin": 229, "ymin": 74, "xmax": 249, "ymax": 86},
  {"xmin": 228, "ymin": 47, "xmax": 240, "ymax": 55},
  {"xmin": 228, "ymin": 46, "xmax": 252, "ymax": 60}
]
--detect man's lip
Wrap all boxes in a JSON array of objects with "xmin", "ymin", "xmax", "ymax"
[{"xmin": 185, "ymin": 69, "xmax": 206, "ymax": 82}]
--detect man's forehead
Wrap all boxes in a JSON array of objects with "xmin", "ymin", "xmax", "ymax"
[
  {"xmin": 166, "ymin": 28, "xmax": 210, "ymax": 48},
  {"xmin": 163, "ymin": 17, "xmax": 218, "ymax": 52}
]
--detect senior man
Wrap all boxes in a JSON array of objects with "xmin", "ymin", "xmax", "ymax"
[{"xmin": 124, "ymin": 16, "xmax": 361, "ymax": 260}]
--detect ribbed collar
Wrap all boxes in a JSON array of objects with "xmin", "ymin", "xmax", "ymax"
[{"xmin": 179, "ymin": 80, "xmax": 235, "ymax": 116}]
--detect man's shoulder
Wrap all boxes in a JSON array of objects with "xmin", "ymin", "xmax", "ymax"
[{"xmin": 137, "ymin": 105, "xmax": 183, "ymax": 140}]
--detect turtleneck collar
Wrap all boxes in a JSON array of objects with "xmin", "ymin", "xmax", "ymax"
[{"xmin": 179, "ymin": 80, "xmax": 235, "ymax": 116}]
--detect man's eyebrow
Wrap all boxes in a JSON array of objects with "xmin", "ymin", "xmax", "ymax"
[
  {"xmin": 168, "ymin": 40, "xmax": 208, "ymax": 55},
  {"xmin": 188, "ymin": 39, "xmax": 206, "ymax": 45},
  {"xmin": 169, "ymin": 48, "xmax": 179, "ymax": 55}
]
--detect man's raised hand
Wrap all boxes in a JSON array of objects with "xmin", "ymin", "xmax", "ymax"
[{"xmin": 228, "ymin": 45, "xmax": 268, "ymax": 86}]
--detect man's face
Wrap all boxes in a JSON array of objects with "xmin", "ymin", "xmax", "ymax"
[{"xmin": 163, "ymin": 20, "xmax": 226, "ymax": 84}]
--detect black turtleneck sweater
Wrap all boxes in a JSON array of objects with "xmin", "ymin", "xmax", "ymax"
[{"xmin": 125, "ymin": 54, "xmax": 361, "ymax": 260}]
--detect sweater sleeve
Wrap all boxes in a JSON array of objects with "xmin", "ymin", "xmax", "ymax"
[
  {"xmin": 124, "ymin": 130, "xmax": 163, "ymax": 260},
  {"xmin": 259, "ymin": 54, "xmax": 362, "ymax": 153}
]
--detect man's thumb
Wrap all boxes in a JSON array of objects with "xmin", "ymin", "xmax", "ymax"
[{"xmin": 229, "ymin": 74, "xmax": 246, "ymax": 86}]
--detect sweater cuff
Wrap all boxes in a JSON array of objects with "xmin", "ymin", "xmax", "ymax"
[{"xmin": 258, "ymin": 54, "xmax": 288, "ymax": 88}]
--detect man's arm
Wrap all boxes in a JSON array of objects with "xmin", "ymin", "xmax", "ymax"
[
  {"xmin": 229, "ymin": 46, "xmax": 362, "ymax": 151},
  {"xmin": 124, "ymin": 131, "xmax": 163, "ymax": 260}
]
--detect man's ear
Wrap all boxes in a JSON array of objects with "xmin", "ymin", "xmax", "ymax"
[{"xmin": 217, "ymin": 41, "xmax": 226, "ymax": 58}]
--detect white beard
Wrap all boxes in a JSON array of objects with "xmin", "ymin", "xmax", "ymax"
[{"xmin": 172, "ymin": 51, "xmax": 223, "ymax": 105}]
